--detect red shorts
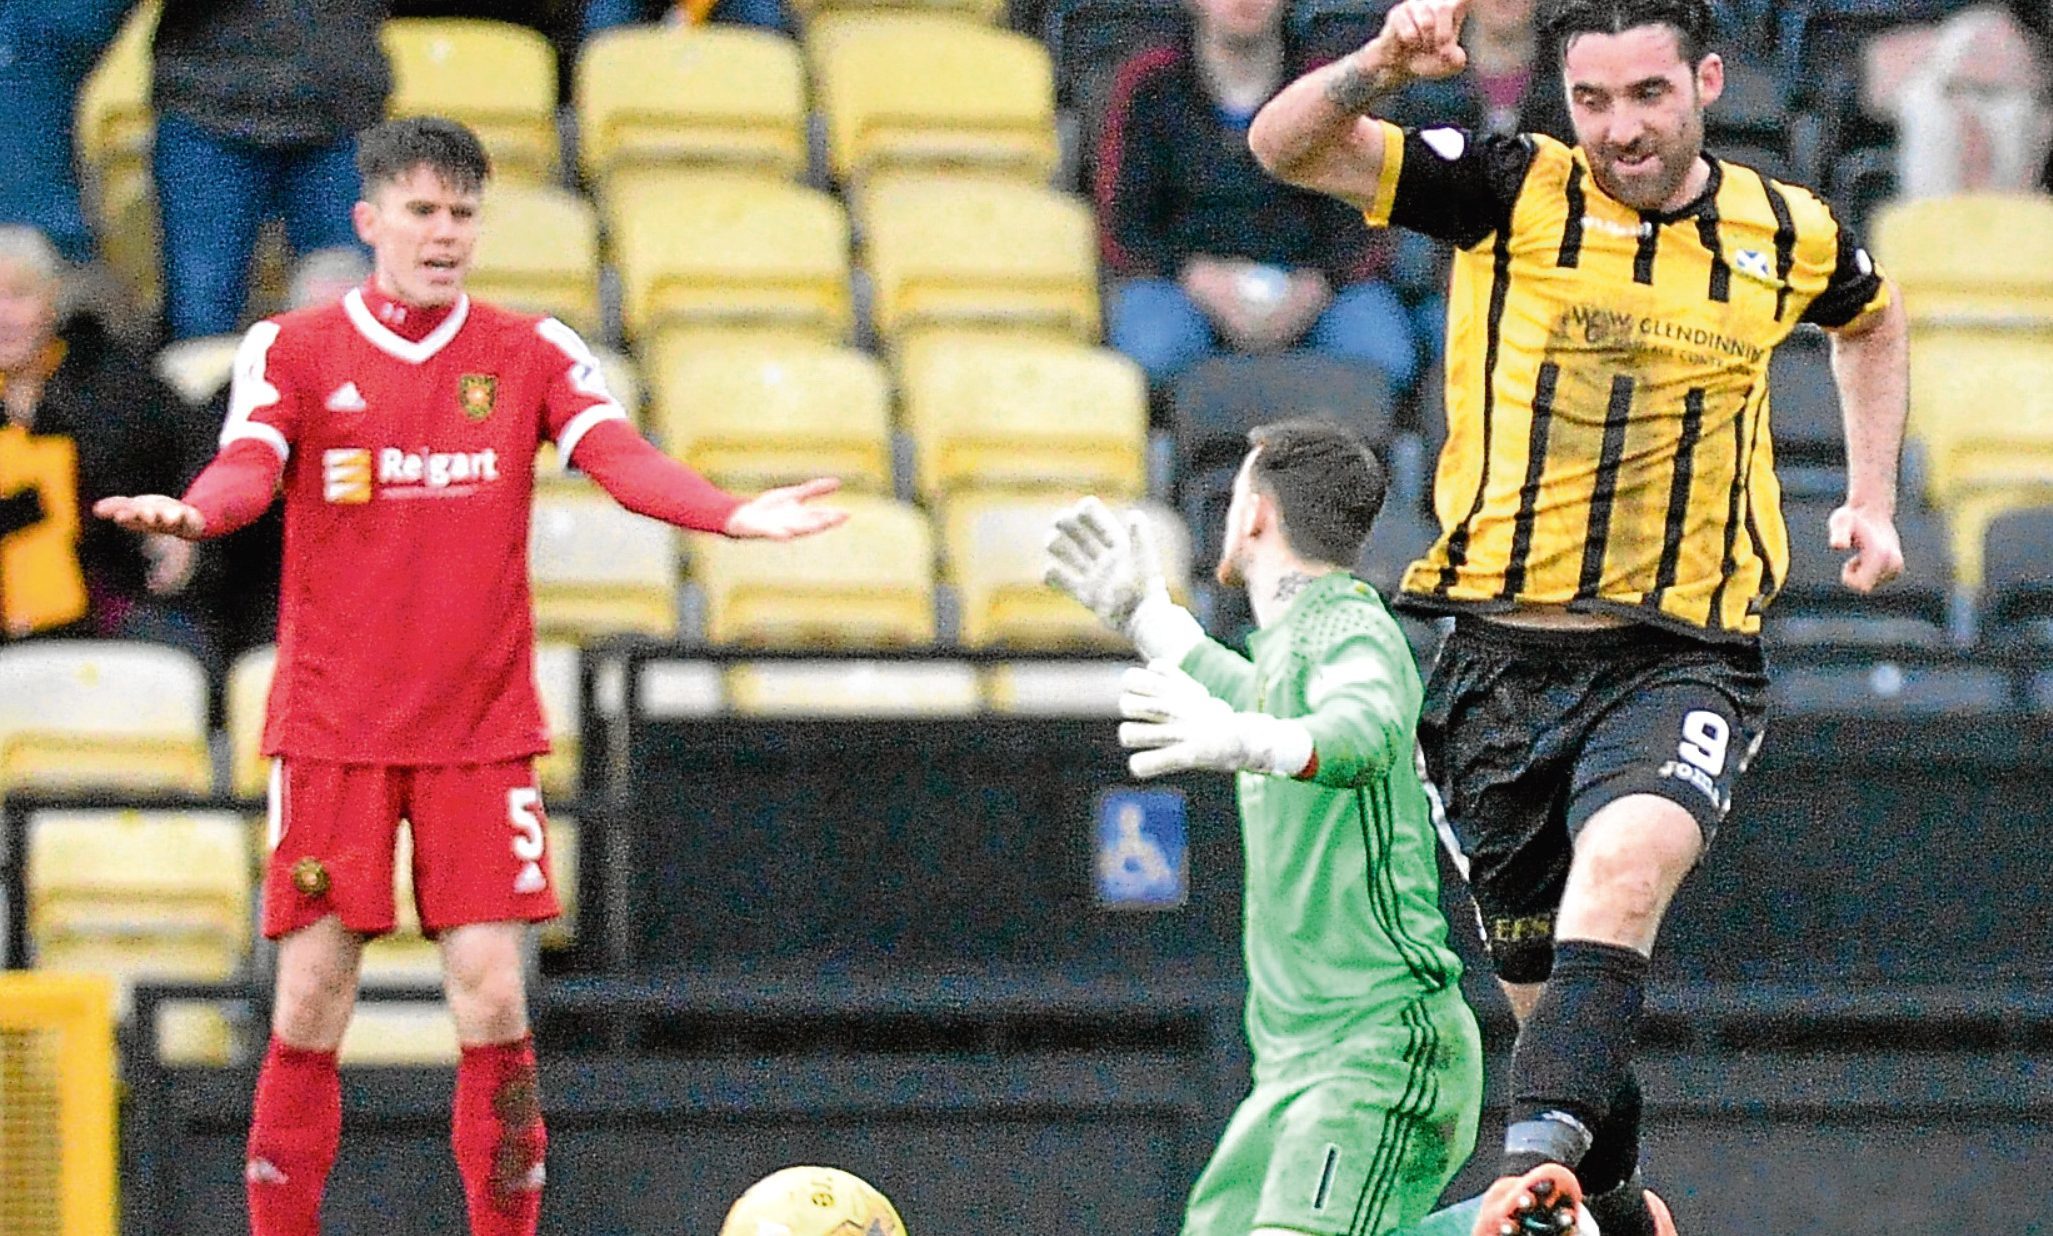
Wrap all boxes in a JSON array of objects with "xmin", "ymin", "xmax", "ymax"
[{"xmin": 263, "ymin": 757, "xmax": 562, "ymax": 940}]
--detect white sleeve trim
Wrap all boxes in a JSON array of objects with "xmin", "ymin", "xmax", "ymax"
[
  {"xmin": 219, "ymin": 321, "xmax": 291, "ymax": 462},
  {"xmin": 556, "ymin": 402, "xmax": 630, "ymax": 463}
]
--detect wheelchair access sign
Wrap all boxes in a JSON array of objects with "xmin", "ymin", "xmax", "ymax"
[{"xmin": 1094, "ymin": 788, "xmax": 1188, "ymax": 910}]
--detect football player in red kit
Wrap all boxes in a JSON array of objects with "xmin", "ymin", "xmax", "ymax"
[{"xmin": 96, "ymin": 116, "xmax": 845, "ymax": 1236}]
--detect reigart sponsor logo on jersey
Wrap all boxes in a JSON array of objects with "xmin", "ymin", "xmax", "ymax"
[
  {"xmin": 322, "ymin": 445, "xmax": 502, "ymax": 502},
  {"xmin": 459, "ymin": 373, "xmax": 497, "ymax": 422}
]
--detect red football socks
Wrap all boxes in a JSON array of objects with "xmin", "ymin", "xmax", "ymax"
[
  {"xmin": 246, "ymin": 1038, "xmax": 342, "ymax": 1236},
  {"xmin": 452, "ymin": 1035, "xmax": 548, "ymax": 1236}
]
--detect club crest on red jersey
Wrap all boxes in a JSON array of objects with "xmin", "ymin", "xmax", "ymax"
[{"xmin": 459, "ymin": 373, "xmax": 497, "ymax": 422}]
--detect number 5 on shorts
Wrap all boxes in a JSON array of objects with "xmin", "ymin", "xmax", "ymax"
[{"xmin": 508, "ymin": 787, "xmax": 546, "ymax": 862}]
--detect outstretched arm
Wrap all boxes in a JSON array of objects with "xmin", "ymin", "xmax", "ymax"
[
  {"xmin": 1825, "ymin": 284, "xmax": 1908, "ymax": 592},
  {"xmin": 93, "ymin": 438, "xmax": 285, "ymax": 540},
  {"xmin": 1248, "ymin": 0, "xmax": 1472, "ymax": 208},
  {"xmin": 571, "ymin": 419, "xmax": 846, "ymax": 539}
]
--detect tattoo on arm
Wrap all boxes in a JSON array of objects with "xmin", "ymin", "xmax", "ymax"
[{"xmin": 1323, "ymin": 59, "xmax": 1392, "ymax": 115}]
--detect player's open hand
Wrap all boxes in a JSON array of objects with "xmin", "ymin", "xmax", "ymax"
[
  {"xmin": 93, "ymin": 494, "xmax": 206, "ymax": 540},
  {"xmin": 723, "ymin": 477, "xmax": 848, "ymax": 540},
  {"xmin": 1044, "ymin": 496, "xmax": 1166, "ymax": 631},
  {"xmin": 1369, "ymin": 0, "xmax": 1471, "ymax": 82},
  {"xmin": 1827, "ymin": 503, "xmax": 1904, "ymax": 593}
]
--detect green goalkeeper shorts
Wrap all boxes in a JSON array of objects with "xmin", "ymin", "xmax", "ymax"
[{"xmin": 1182, "ymin": 992, "xmax": 1483, "ymax": 1236}]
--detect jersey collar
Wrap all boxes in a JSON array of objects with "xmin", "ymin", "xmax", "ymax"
[{"xmin": 343, "ymin": 286, "xmax": 470, "ymax": 365}]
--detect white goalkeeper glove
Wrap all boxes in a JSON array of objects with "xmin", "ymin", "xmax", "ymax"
[
  {"xmin": 1116, "ymin": 662, "xmax": 1314, "ymax": 779},
  {"xmin": 1043, "ymin": 497, "xmax": 1204, "ymax": 665}
]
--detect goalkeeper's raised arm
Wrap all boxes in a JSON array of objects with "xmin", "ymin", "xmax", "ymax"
[{"xmin": 1044, "ymin": 418, "xmax": 1418, "ymax": 785}]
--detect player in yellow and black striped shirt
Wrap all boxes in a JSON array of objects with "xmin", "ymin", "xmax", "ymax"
[{"xmin": 1249, "ymin": 3, "xmax": 1911, "ymax": 1235}]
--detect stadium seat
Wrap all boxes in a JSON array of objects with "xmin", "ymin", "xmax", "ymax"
[
  {"xmin": 0, "ymin": 642, "xmax": 211, "ymax": 793},
  {"xmin": 1872, "ymin": 195, "xmax": 2053, "ymax": 326},
  {"xmin": 899, "ymin": 335, "xmax": 1147, "ymax": 501},
  {"xmin": 1765, "ymin": 499, "xmax": 1953, "ymax": 652},
  {"xmin": 792, "ymin": 0, "xmax": 1005, "ymax": 23},
  {"xmin": 982, "ymin": 660, "xmax": 1128, "ymax": 714},
  {"xmin": 534, "ymin": 640, "xmax": 583, "ymax": 797},
  {"xmin": 339, "ymin": 1001, "xmax": 460, "ymax": 1065},
  {"xmin": 1354, "ymin": 500, "xmax": 1441, "ymax": 599},
  {"xmin": 691, "ymin": 495, "xmax": 936, "ymax": 647},
  {"xmin": 942, "ymin": 493, "xmax": 1191, "ymax": 649},
  {"xmin": 862, "ymin": 176, "xmax": 1099, "ymax": 344},
  {"xmin": 74, "ymin": 0, "xmax": 157, "ymax": 220},
  {"xmin": 725, "ymin": 660, "xmax": 980, "ymax": 715},
  {"xmin": 226, "ymin": 645, "xmax": 277, "ymax": 797},
  {"xmin": 156, "ymin": 1000, "xmax": 238, "ymax": 1066},
  {"xmin": 1904, "ymin": 330, "xmax": 2053, "ymax": 503},
  {"xmin": 1766, "ymin": 330, "xmax": 1844, "ymax": 497},
  {"xmin": 609, "ymin": 173, "xmax": 853, "ymax": 344},
  {"xmin": 1980, "ymin": 505, "xmax": 2053, "ymax": 650},
  {"xmin": 540, "ymin": 814, "xmax": 579, "ymax": 951},
  {"xmin": 813, "ymin": 14, "xmax": 1058, "ymax": 186},
  {"xmin": 28, "ymin": 809, "xmax": 252, "ymax": 985},
  {"xmin": 155, "ymin": 334, "xmax": 242, "ymax": 406},
  {"xmin": 530, "ymin": 486, "xmax": 681, "ymax": 639},
  {"xmin": 357, "ymin": 823, "xmax": 442, "ymax": 988},
  {"xmin": 467, "ymin": 184, "xmax": 602, "ymax": 338},
  {"xmin": 1771, "ymin": 655, "xmax": 2015, "ymax": 716},
  {"xmin": 576, "ymin": 25, "xmax": 808, "ymax": 187},
  {"xmin": 382, "ymin": 19, "xmax": 559, "ymax": 184},
  {"xmin": 648, "ymin": 338, "xmax": 894, "ymax": 494}
]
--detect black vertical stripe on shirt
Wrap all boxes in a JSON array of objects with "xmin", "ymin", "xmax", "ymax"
[
  {"xmin": 1705, "ymin": 379, "xmax": 1759, "ymax": 623},
  {"xmin": 1437, "ymin": 231, "xmax": 1515, "ymax": 591},
  {"xmin": 1575, "ymin": 374, "xmax": 1637, "ymax": 596},
  {"xmin": 1695, "ymin": 208, "xmax": 1732, "ymax": 303},
  {"xmin": 1632, "ymin": 217, "xmax": 1659, "ymax": 285},
  {"xmin": 1740, "ymin": 396, "xmax": 1779, "ymax": 599},
  {"xmin": 1557, "ymin": 162, "xmax": 1586, "ymax": 268},
  {"xmin": 1498, "ymin": 361, "xmax": 1562, "ymax": 599},
  {"xmin": 1649, "ymin": 386, "xmax": 1708, "ymax": 606},
  {"xmin": 1759, "ymin": 172, "xmax": 1798, "ymax": 321}
]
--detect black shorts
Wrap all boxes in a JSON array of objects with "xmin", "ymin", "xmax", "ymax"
[{"xmin": 1419, "ymin": 617, "xmax": 1769, "ymax": 983}]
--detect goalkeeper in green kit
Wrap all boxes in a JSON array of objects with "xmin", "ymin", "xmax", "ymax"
[{"xmin": 1048, "ymin": 419, "xmax": 1571, "ymax": 1236}]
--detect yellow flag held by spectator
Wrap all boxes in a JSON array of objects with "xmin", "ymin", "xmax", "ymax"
[{"xmin": 0, "ymin": 424, "xmax": 89, "ymax": 636}]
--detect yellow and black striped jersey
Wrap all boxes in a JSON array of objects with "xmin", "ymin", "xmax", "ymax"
[{"xmin": 1363, "ymin": 127, "xmax": 1890, "ymax": 639}]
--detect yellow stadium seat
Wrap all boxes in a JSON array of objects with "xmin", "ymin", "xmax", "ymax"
[
  {"xmin": 383, "ymin": 19, "xmax": 559, "ymax": 184},
  {"xmin": 530, "ymin": 486, "xmax": 681, "ymax": 639},
  {"xmin": 649, "ymin": 337, "xmax": 893, "ymax": 493},
  {"xmin": 340, "ymin": 1002, "xmax": 460, "ymax": 1065},
  {"xmin": 864, "ymin": 176, "xmax": 1099, "ymax": 344},
  {"xmin": 75, "ymin": 0, "xmax": 157, "ymax": 219},
  {"xmin": 534, "ymin": 640, "xmax": 582, "ymax": 797},
  {"xmin": 156, "ymin": 1000, "xmax": 239, "ymax": 1066},
  {"xmin": 943, "ymin": 493, "xmax": 1190, "ymax": 649},
  {"xmin": 725, "ymin": 660, "xmax": 980, "ymax": 715},
  {"xmin": 355, "ymin": 822, "xmax": 440, "ymax": 988},
  {"xmin": 692, "ymin": 495, "xmax": 935, "ymax": 646},
  {"xmin": 577, "ymin": 25, "xmax": 808, "ymax": 186},
  {"xmin": 1905, "ymin": 330, "xmax": 2053, "ymax": 502},
  {"xmin": 1941, "ymin": 484, "xmax": 2053, "ymax": 590},
  {"xmin": 539, "ymin": 814, "xmax": 579, "ymax": 950},
  {"xmin": 29, "ymin": 809, "xmax": 252, "ymax": 984},
  {"xmin": 468, "ymin": 184, "xmax": 602, "ymax": 338},
  {"xmin": 155, "ymin": 334, "xmax": 242, "ymax": 406},
  {"xmin": 609, "ymin": 173, "xmax": 853, "ymax": 344},
  {"xmin": 226, "ymin": 645, "xmax": 275, "ymax": 797},
  {"xmin": 1872, "ymin": 194, "xmax": 2053, "ymax": 326},
  {"xmin": 901, "ymin": 335, "xmax": 1146, "ymax": 501},
  {"xmin": 813, "ymin": 14, "xmax": 1057, "ymax": 186},
  {"xmin": 97, "ymin": 177, "xmax": 162, "ymax": 320},
  {"xmin": 0, "ymin": 642, "xmax": 211, "ymax": 793}
]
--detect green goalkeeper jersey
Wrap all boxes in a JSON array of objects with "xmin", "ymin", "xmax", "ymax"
[{"xmin": 1181, "ymin": 571, "xmax": 1465, "ymax": 1081}]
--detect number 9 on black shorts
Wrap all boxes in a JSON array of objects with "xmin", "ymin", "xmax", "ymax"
[{"xmin": 1417, "ymin": 617, "xmax": 1769, "ymax": 983}]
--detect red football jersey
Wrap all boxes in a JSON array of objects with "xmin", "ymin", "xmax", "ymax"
[{"xmin": 218, "ymin": 289, "xmax": 628, "ymax": 764}]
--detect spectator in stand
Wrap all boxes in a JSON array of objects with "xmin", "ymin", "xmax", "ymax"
[
  {"xmin": 1094, "ymin": 0, "xmax": 1422, "ymax": 394},
  {"xmin": 1382, "ymin": 0, "xmax": 1570, "ymax": 139},
  {"xmin": 0, "ymin": 226, "xmax": 210, "ymax": 651},
  {"xmin": 0, "ymin": 1, "xmax": 132, "ymax": 265},
  {"xmin": 1865, "ymin": 3, "xmax": 2051, "ymax": 198},
  {"xmin": 151, "ymin": 0, "xmax": 389, "ymax": 341},
  {"xmin": 581, "ymin": 0, "xmax": 788, "ymax": 42},
  {"xmin": 193, "ymin": 248, "xmax": 372, "ymax": 665}
]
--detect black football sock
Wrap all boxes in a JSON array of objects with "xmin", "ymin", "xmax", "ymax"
[
  {"xmin": 1581, "ymin": 1072, "xmax": 1657, "ymax": 1236},
  {"xmin": 1500, "ymin": 938, "xmax": 1649, "ymax": 1179}
]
